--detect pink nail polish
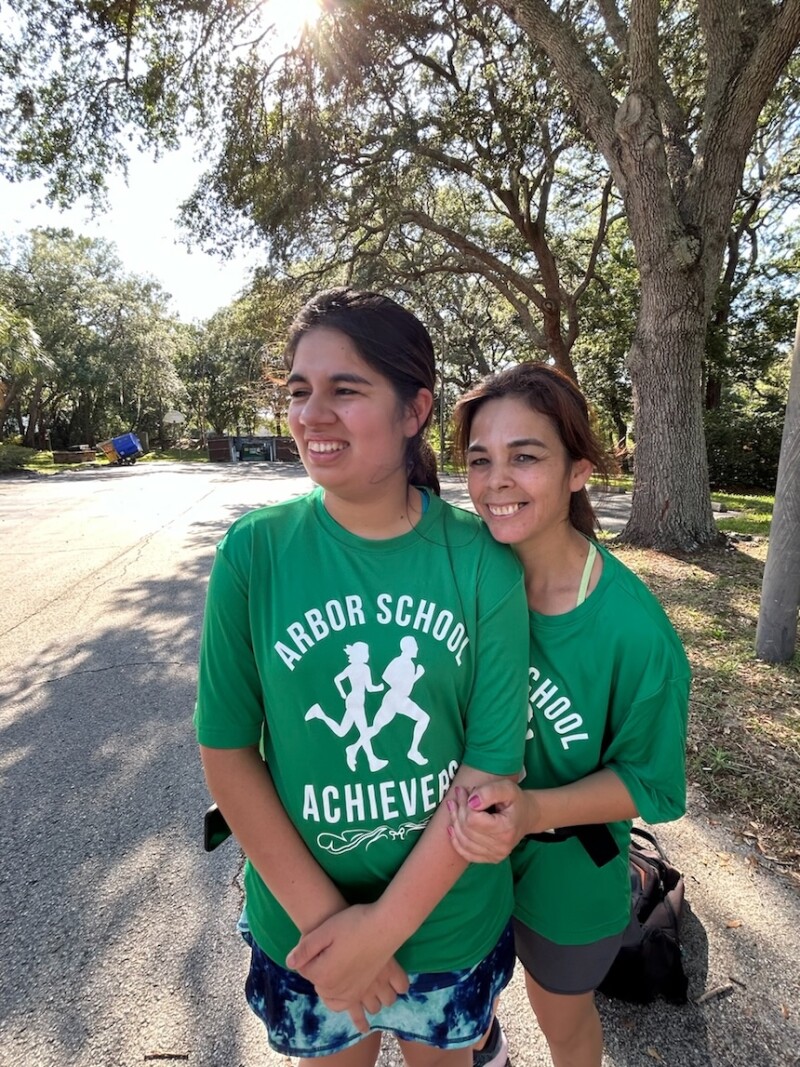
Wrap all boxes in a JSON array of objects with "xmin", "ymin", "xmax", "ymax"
[
  {"xmin": 468, "ymin": 794, "xmax": 482, "ymax": 809},
  {"xmin": 446, "ymin": 800, "xmax": 455, "ymax": 813},
  {"xmin": 447, "ymin": 825, "xmax": 454, "ymax": 837}
]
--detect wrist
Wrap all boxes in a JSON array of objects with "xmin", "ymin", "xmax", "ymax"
[
  {"xmin": 295, "ymin": 892, "xmax": 349, "ymax": 936},
  {"xmin": 369, "ymin": 897, "xmax": 410, "ymax": 957},
  {"xmin": 524, "ymin": 788, "xmax": 549, "ymax": 835}
]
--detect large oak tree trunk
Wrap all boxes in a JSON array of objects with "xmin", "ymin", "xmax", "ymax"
[
  {"xmin": 623, "ymin": 276, "xmax": 719, "ymax": 548},
  {"xmin": 496, "ymin": 0, "xmax": 800, "ymax": 550}
]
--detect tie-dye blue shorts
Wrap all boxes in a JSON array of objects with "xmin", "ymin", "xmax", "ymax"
[{"xmin": 239, "ymin": 918, "xmax": 515, "ymax": 1057}]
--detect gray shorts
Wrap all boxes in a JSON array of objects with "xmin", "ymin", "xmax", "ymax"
[{"xmin": 512, "ymin": 918, "xmax": 624, "ymax": 996}]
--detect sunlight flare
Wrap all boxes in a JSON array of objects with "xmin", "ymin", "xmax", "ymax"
[{"xmin": 265, "ymin": 0, "xmax": 323, "ymax": 44}]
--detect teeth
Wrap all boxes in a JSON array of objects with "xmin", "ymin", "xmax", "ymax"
[
  {"xmin": 308, "ymin": 441, "xmax": 347, "ymax": 453},
  {"xmin": 487, "ymin": 503, "xmax": 522, "ymax": 516}
]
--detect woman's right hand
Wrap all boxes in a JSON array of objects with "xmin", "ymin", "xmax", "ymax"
[
  {"xmin": 287, "ymin": 904, "xmax": 409, "ymax": 1028},
  {"xmin": 322, "ymin": 956, "xmax": 410, "ymax": 1032},
  {"xmin": 446, "ymin": 781, "xmax": 532, "ymax": 863}
]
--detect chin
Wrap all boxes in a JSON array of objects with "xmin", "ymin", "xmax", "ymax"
[{"xmin": 484, "ymin": 521, "xmax": 520, "ymax": 543}]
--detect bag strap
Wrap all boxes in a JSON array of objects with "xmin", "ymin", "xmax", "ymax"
[
  {"xmin": 524, "ymin": 822, "xmax": 620, "ymax": 867},
  {"xmin": 630, "ymin": 825, "xmax": 672, "ymax": 863}
]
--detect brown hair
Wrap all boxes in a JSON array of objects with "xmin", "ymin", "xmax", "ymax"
[
  {"xmin": 285, "ymin": 287, "xmax": 440, "ymax": 494},
  {"xmin": 453, "ymin": 363, "xmax": 616, "ymax": 539}
]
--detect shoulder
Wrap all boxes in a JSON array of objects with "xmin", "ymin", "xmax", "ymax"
[
  {"xmin": 218, "ymin": 491, "xmax": 317, "ymax": 558},
  {"xmin": 594, "ymin": 545, "xmax": 689, "ymax": 672},
  {"xmin": 436, "ymin": 499, "xmax": 522, "ymax": 566},
  {"xmin": 597, "ymin": 544, "xmax": 670, "ymax": 621}
]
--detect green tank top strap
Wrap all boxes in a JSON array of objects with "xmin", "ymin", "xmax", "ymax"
[{"xmin": 576, "ymin": 540, "xmax": 598, "ymax": 607}]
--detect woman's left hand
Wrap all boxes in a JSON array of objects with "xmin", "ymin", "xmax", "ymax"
[
  {"xmin": 446, "ymin": 781, "xmax": 531, "ymax": 863},
  {"xmin": 286, "ymin": 904, "xmax": 409, "ymax": 1012}
]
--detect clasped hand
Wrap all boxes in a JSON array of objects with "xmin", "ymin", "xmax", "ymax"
[
  {"xmin": 446, "ymin": 781, "xmax": 531, "ymax": 863},
  {"xmin": 286, "ymin": 903, "xmax": 409, "ymax": 1032}
]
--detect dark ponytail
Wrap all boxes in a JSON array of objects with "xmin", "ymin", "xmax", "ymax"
[{"xmin": 406, "ymin": 435, "xmax": 441, "ymax": 497}]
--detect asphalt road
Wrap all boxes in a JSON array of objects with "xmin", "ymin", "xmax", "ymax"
[{"xmin": 1, "ymin": 462, "xmax": 797, "ymax": 1067}]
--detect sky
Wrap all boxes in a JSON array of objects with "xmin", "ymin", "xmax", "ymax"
[
  {"xmin": 0, "ymin": 143, "xmax": 264, "ymax": 323},
  {"xmin": 0, "ymin": 1, "xmax": 329, "ymax": 324}
]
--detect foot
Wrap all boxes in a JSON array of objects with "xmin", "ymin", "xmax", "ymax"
[
  {"xmin": 305, "ymin": 704, "xmax": 324, "ymax": 722},
  {"xmin": 407, "ymin": 748, "xmax": 428, "ymax": 766},
  {"xmin": 473, "ymin": 1018, "xmax": 509, "ymax": 1067}
]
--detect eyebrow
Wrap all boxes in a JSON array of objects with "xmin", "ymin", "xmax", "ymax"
[
  {"xmin": 287, "ymin": 371, "xmax": 373, "ymax": 386},
  {"xmin": 467, "ymin": 437, "xmax": 548, "ymax": 452}
]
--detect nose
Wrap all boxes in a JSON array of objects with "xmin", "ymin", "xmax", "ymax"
[
  {"xmin": 299, "ymin": 391, "xmax": 336, "ymax": 427},
  {"xmin": 485, "ymin": 462, "xmax": 514, "ymax": 491}
]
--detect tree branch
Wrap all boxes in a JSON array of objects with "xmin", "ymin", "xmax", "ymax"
[
  {"xmin": 494, "ymin": 1, "xmax": 622, "ymax": 188},
  {"xmin": 628, "ymin": 0, "xmax": 659, "ymax": 95},
  {"xmin": 400, "ymin": 207, "xmax": 547, "ymax": 311}
]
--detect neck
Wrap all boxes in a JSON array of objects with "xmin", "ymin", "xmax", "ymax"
[
  {"xmin": 322, "ymin": 477, "xmax": 423, "ymax": 540},
  {"xmin": 514, "ymin": 525, "xmax": 593, "ymax": 614}
]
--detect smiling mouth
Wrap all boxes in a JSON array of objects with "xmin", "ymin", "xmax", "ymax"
[
  {"xmin": 307, "ymin": 441, "xmax": 348, "ymax": 454},
  {"xmin": 486, "ymin": 503, "xmax": 525, "ymax": 517}
]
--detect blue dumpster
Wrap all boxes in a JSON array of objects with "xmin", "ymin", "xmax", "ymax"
[{"xmin": 99, "ymin": 433, "xmax": 144, "ymax": 466}]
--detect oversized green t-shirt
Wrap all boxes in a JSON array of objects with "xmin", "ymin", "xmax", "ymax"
[
  {"xmin": 195, "ymin": 488, "xmax": 530, "ymax": 971},
  {"xmin": 511, "ymin": 543, "xmax": 690, "ymax": 945}
]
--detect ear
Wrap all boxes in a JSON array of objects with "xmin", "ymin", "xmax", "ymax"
[
  {"xmin": 403, "ymin": 388, "xmax": 434, "ymax": 436},
  {"xmin": 569, "ymin": 458, "xmax": 594, "ymax": 492}
]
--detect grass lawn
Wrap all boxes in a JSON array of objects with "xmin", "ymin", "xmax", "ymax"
[
  {"xmin": 11, "ymin": 446, "xmax": 210, "ymax": 473},
  {"xmin": 612, "ymin": 537, "xmax": 800, "ymax": 880}
]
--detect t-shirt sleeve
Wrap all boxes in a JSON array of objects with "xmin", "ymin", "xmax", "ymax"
[
  {"xmin": 193, "ymin": 538, "xmax": 266, "ymax": 749},
  {"xmin": 462, "ymin": 557, "xmax": 530, "ymax": 777},
  {"xmin": 604, "ymin": 670, "xmax": 690, "ymax": 824}
]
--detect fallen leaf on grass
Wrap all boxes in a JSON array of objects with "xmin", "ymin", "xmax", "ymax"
[
  {"xmin": 726, "ymin": 919, "xmax": 743, "ymax": 928},
  {"xmin": 781, "ymin": 1003, "xmax": 790, "ymax": 1020},
  {"xmin": 645, "ymin": 1049, "xmax": 663, "ymax": 1063}
]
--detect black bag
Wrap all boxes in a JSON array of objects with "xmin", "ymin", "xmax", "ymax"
[{"xmin": 598, "ymin": 826, "xmax": 689, "ymax": 1004}]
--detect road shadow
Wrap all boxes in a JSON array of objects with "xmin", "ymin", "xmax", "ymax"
[{"xmin": 0, "ymin": 500, "xmax": 274, "ymax": 1066}]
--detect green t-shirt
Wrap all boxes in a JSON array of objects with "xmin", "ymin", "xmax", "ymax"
[
  {"xmin": 512, "ymin": 543, "xmax": 690, "ymax": 945},
  {"xmin": 195, "ymin": 488, "xmax": 530, "ymax": 971}
]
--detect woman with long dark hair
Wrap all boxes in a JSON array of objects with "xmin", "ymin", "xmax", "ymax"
[
  {"xmin": 195, "ymin": 289, "xmax": 530, "ymax": 1067},
  {"xmin": 449, "ymin": 363, "xmax": 689, "ymax": 1067}
]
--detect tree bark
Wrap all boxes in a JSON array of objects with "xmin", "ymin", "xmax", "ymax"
[
  {"xmin": 755, "ymin": 304, "xmax": 800, "ymax": 663},
  {"xmin": 23, "ymin": 382, "xmax": 43, "ymax": 449},
  {"xmin": 622, "ymin": 276, "xmax": 720, "ymax": 548}
]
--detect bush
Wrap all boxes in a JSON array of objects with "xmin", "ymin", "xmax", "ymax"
[
  {"xmin": 0, "ymin": 443, "xmax": 38, "ymax": 472},
  {"xmin": 704, "ymin": 404, "xmax": 784, "ymax": 491}
]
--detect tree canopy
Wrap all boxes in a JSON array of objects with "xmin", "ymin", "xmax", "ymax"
[
  {"xmin": 2, "ymin": 1, "xmax": 799, "ymax": 548},
  {"xmin": 1, "ymin": 228, "xmax": 184, "ymax": 445}
]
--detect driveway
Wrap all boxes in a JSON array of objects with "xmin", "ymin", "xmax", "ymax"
[{"xmin": 0, "ymin": 462, "xmax": 796, "ymax": 1067}]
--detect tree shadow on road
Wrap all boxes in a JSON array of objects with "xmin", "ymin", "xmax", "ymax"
[{"xmin": 0, "ymin": 498, "xmax": 278, "ymax": 1067}]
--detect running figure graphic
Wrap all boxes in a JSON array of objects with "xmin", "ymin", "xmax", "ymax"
[
  {"xmin": 349, "ymin": 636, "xmax": 430, "ymax": 769},
  {"xmin": 305, "ymin": 642, "xmax": 387, "ymax": 772}
]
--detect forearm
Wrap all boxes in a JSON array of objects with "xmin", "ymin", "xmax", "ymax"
[
  {"xmin": 371, "ymin": 764, "xmax": 506, "ymax": 954},
  {"xmin": 524, "ymin": 768, "xmax": 638, "ymax": 834},
  {"xmin": 200, "ymin": 745, "xmax": 347, "ymax": 933}
]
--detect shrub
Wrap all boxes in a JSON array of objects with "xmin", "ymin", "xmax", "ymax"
[
  {"xmin": 0, "ymin": 443, "xmax": 37, "ymax": 472},
  {"xmin": 704, "ymin": 406, "xmax": 784, "ymax": 490}
]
